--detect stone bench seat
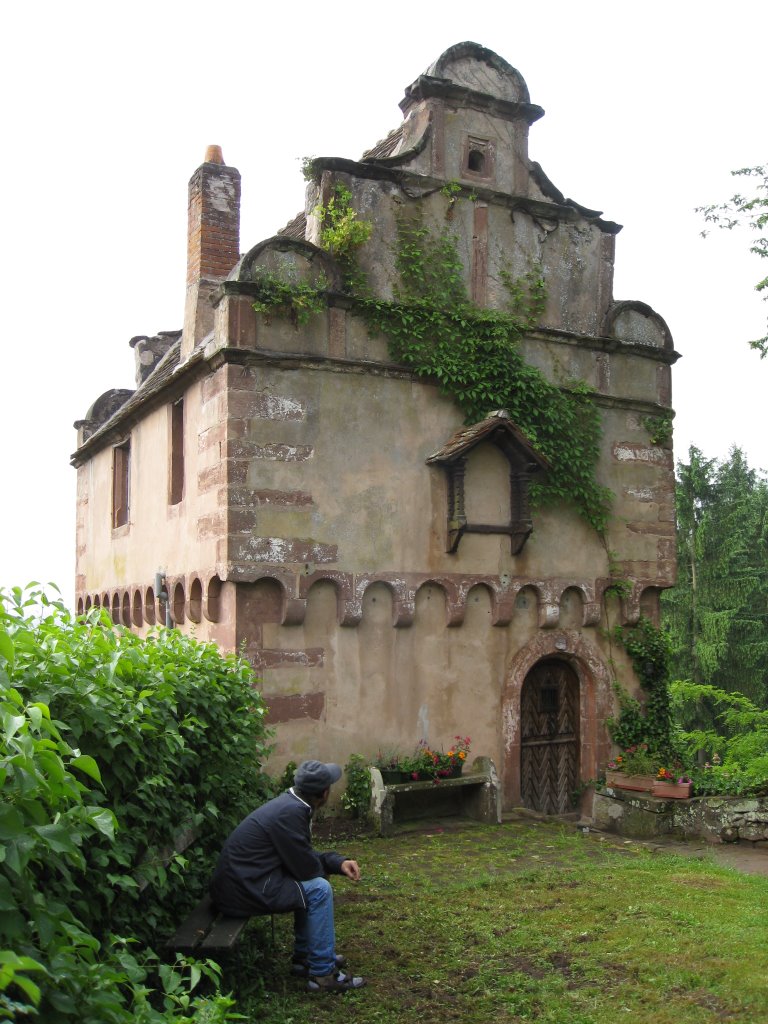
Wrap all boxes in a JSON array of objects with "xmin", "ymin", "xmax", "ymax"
[{"xmin": 369, "ymin": 756, "xmax": 501, "ymax": 836}]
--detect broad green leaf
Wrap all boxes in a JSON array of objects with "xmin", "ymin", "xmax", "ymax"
[
  {"xmin": 0, "ymin": 908, "xmax": 26, "ymax": 939},
  {"xmin": 34, "ymin": 823, "xmax": 80, "ymax": 856},
  {"xmin": 2, "ymin": 713, "xmax": 25, "ymax": 744},
  {"xmin": 87, "ymin": 808, "xmax": 116, "ymax": 840},
  {"xmin": 11, "ymin": 972, "xmax": 42, "ymax": 1004},
  {"xmin": 0, "ymin": 806, "xmax": 25, "ymax": 841},
  {"xmin": 70, "ymin": 754, "xmax": 102, "ymax": 784},
  {"xmin": 0, "ymin": 629, "xmax": 14, "ymax": 667}
]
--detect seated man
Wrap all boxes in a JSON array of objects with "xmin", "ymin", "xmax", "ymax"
[{"xmin": 210, "ymin": 759, "xmax": 365, "ymax": 992}]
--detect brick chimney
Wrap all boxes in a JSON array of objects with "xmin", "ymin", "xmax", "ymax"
[{"xmin": 181, "ymin": 145, "xmax": 241, "ymax": 359}]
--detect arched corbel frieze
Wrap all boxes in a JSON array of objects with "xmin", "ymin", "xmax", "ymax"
[
  {"xmin": 300, "ymin": 571, "xmax": 353, "ymax": 626},
  {"xmin": 204, "ymin": 576, "xmax": 222, "ymax": 623}
]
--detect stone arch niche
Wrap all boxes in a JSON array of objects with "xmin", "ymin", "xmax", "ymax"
[
  {"xmin": 188, "ymin": 578, "xmax": 203, "ymax": 624},
  {"xmin": 558, "ymin": 587, "xmax": 584, "ymax": 629},
  {"xmin": 501, "ymin": 630, "xmax": 613, "ymax": 812},
  {"xmin": 236, "ymin": 577, "xmax": 287, "ymax": 663},
  {"xmin": 132, "ymin": 589, "xmax": 143, "ymax": 627},
  {"xmin": 144, "ymin": 586, "xmax": 156, "ymax": 625},
  {"xmin": 639, "ymin": 585, "xmax": 664, "ymax": 625},
  {"xmin": 172, "ymin": 582, "xmax": 185, "ymax": 625},
  {"xmin": 513, "ymin": 584, "xmax": 540, "ymax": 630},
  {"xmin": 302, "ymin": 578, "xmax": 341, "ymax": 639},
  {"xmin": 205, "ymin": 576, "xmax": 222, "ymax": 622},
  {"xmin": 414, "ymin": 580, "xmax": 449, "ymax": 628}
]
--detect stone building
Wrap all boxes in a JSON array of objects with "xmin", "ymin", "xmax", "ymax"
[{"xmin": 72, "ymin": 42, "xmax": 677, "ymax": 815}]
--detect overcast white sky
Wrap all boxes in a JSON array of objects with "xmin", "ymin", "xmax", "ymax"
[{"xmin": 1, "ymin": 0, "xmax": 766, "ymax": 607}]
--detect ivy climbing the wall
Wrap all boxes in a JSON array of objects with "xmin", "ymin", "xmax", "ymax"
[
  {"xmin": 356, "ymin": 208, "xmax": 613, "ymax": 532},
  {"xmin": 608, "ymin": 618, "xmax": 676, "ymax": 756},
  {"xmin": 251, "ymin": 183, "xmax": 613, "ymax": 532}
]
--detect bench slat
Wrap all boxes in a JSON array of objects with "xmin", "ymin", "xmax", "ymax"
[
  {"xmin": 200, "ymin": 914, "xmax": 251, "ymax": 951},
  {"xmin": 167, "ymin": 893, "xmax": 275, "ymax": 954},
  {"xmin": 168, "ymin": 895, "xmax": 218, "ymax": 953}
]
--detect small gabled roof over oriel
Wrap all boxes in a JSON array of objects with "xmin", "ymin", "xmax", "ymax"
[{"xmin": 426, "ymin": 410, "xmax": 550, "ymax": 472}]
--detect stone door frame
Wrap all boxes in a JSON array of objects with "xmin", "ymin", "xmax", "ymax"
[{"xmin": 501, "ymin": 630, "xmax": 613, "ymax": 811}]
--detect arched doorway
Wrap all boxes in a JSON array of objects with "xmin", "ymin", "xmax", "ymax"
[{"xmin": 520, "ymin": 659, "xmax": 579, "ymax": 814}]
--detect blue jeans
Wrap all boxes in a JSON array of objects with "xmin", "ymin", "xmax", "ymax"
[{"xmin": 293, "ymin": 876, "xmax": 336, "ymax": 975}]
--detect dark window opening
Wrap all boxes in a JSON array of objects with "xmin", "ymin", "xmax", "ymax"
[
  {"xmin": 468, "ymin": 149, "xmax": 485, "ymax": 173},
  {"xmin": 169, "ymin": 399, "xmax": 184, "ymax": 505},
  {"xmin": 112, "ymin": 441, "xmax": 130, "ymax": 529}
]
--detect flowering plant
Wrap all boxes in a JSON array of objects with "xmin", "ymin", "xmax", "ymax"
[
  {"xmin": 373, "ymin": 749, "xmax": 404, "ymax": 771},
  {"xmin": 406, "ymin": 737, "xmax": 472, "ymax": 781},
  {"xmin": 656, "ymin": 767, "xmax": 692, "ymax": 785},
  {"xmin": 606, "ymin": 743, "xmax": 657, "ymax": 776}
]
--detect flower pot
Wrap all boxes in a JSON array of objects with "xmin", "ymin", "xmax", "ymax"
[
  {"xmin": 379, "ymin": 769, "xmax": 406, "ymax": 785},
  {"xmin": 445, "ymin": 763, "xmax": 463, "ymax": 778},
  {"xmin": 652, "ymin": 781, "xmax": 692, "ymax": 799},
  {"xmin": 605, "ymin": 770, "xmax": 655, "ymax": 793}
]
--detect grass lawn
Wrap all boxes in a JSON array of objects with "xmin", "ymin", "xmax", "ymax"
[{"xmin": 228, "ymin": 816, "xmax": 768, "ymax": 1023}]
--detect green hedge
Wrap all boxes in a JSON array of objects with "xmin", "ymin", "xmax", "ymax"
[{"xmin": 0, "ymin": 586, "xmax": 273, "ymax": 1022}]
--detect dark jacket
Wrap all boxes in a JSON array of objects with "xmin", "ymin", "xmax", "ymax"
[{"xmin": 209, "ymin": 789, "xmax": 347, "ymax": 916}]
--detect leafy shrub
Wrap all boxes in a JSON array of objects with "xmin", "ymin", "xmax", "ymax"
[
  {"xmin": 0, "ymin": 586, "xmax": 272, "ymax": 1021},
  {"xmin": 340, "ymin": 754, "xmax": 372, "ymax": 818},
  {"xmin": 671, "ymin": 679, "xmax": 768, "ymax": 795}
]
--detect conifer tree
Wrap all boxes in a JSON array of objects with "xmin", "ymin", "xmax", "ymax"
[{"xmin": 662, "ymin": 446, "xmax": 768, "ymax": 710}]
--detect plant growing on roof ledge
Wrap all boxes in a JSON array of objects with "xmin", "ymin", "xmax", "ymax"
[
  {"xmin": 250, "ymin": 268, "xmax": 327, "ymax": 327},
  {"xmin": 315, "ymin": 183, "xmax": 372, "ymax": 291}
]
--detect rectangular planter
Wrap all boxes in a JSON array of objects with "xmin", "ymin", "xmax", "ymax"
[
  {"xmin": 652, "ymin": 781, "xmax": 693, "ymax": 799},
  {"xmin": 604, "ymin": 770, "xmax": 655, "ymax": 793}
]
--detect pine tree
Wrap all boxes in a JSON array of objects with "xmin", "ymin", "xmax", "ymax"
[{"xmin": 662, "ymin": 446, "xmax": 768, "ymax": 709}]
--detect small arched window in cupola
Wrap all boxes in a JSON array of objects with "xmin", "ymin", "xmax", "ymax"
[
  {"xmin": 462, "ymin": 135, "xmax": 495, "ymax": 182},
  {"xmin": 426, "ymin": 410, "xmax": 549, "ymax": 554}
]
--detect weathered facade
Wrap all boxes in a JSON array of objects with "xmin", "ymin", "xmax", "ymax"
[{"xmin": 72, "ymin": 43, "xmax": 678, "ymax": 814}]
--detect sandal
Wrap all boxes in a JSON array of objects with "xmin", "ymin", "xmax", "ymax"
[{"xmin": 307, "ymin": 970, "xmax": 365, "ymax": 993}]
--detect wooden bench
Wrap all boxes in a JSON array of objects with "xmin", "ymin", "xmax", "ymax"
[
  {"xmin": 369, "ymin": 756, "xmax": 502, "ymax": 836},
  {"xmin": 167, "ymin": 894, "xmax": 277, "ymax": 956}
]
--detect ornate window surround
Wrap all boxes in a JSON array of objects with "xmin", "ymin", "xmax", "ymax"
[{"xmin": 426, "ymin": 410, "xmax": 549, "ymax": 554}]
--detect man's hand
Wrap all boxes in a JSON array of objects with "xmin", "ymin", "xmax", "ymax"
[{"xmin": 340, "ymin": 859, "xmax": 361, "ymax": 881}]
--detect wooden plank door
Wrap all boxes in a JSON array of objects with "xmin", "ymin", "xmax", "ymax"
[{"xmin": 520, "ymin": 659, "xmax": 579, "ymax": 815}]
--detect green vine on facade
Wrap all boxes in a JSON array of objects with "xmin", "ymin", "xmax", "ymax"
[
  {"xmin": 643, "ymin": 413, "xmax": 673, "ymax": 447},
  {"xmin": 608, "ymin": 618, "xmax": 675, "ymax": 755},
  {"xmin": 357, "ymin": 209, "xmax": 612, "ymax": 532},
  {"xmin": 252, "ymin": 184, "xmax": 613, "ymax": 532}
]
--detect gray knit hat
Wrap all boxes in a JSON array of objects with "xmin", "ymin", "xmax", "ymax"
[{"xmin": 294, "ymin": 760, "xmax": 343, "ymax": 794}]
